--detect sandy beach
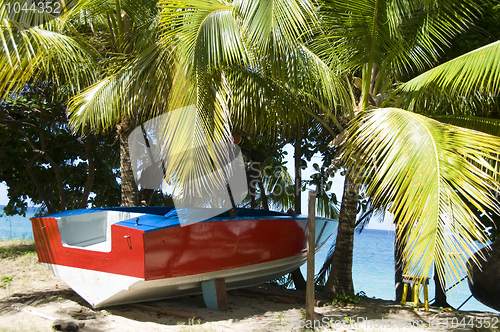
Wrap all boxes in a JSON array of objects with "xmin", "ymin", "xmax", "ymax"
[{"xmin": 1, "ymin": 240, "xmax": 499, "ymax": 332}]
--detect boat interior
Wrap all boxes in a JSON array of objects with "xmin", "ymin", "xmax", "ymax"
[{"xmin": 57, "ymin": 210, "xmax": 144, "ymax": 252}]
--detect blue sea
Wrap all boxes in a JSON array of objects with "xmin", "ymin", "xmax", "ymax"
[
  {"xmin": 302, "ymin": 229, "xmax": 498, "ymax": 314},
  {"xmin": 0, "ymin": 205, "xmax": 38, "ymax": 241},
  {"xmin": 0, "ymin": 206, "xmax": 497, "ymax": 314}
]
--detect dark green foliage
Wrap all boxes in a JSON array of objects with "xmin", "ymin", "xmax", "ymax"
[
  {"xmin": 443, "ymin": 2, "xmax": 500, "ymax": 63},
  {"xmin": 0, "ymin": 83, "xmax": 120, "ymax": 216},
  {"xmin": 328, "ymin": 291, "xmax": 367, "ymax": 304},
  {"xmin": 239, "ymin": 134, "xmax": 294, "ymax": 211}
]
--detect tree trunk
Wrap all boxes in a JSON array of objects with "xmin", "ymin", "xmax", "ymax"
[
  {"xmin": 118, "ymin": 120, "xmax": 139, "ymax": 207},
  {"xmin": 247, "ymin": 161, "xmax": 259, "ymax": 209},
  {"xmin": 257, "ymin": 177, "xmax": 269, "ymax": 211},
  {"xmin": 294, "ymin": 132, "xmax": 302, "ymax": 214},
  {"xmin": 323, "ymin": 171, "xmax": 358, "ymax": 298},
  {"xmin": 291, "ymin": 268, "xmax": 306, "ymax": 290},
  {"xmin": 80, "ymin": 137, "xmax": 95, "ymax": 209},
  {"xmin": 249, "ymin": 184, "xmax": 257, "ymax": 209},
  {"xmin": 26, "ymin": 154, "xmax": 54, "ymax": 214},
  {"xmin": 140, "ymin": 189, "xmax": 156, "ymax": 206},
  {"xmin": 432, "ymin": 265, "xmax": 450, "ymax": 307},
  {"xmin": 43, "ymin": 152, "xmax": 66, "ymax": 211},
  {"xmin": 394, "ymin": 221, "xmax": 404, "ymax": 302},
  {"xmin": 291, "ymin": 131, "xmax": 306, "ymax": 290}
]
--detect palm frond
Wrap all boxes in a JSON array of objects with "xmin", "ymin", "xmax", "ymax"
[
  {"xmin": 431, "ymin": 115, "xmax": 500, "ymax": 137},
  {"xmin": 0, "ymin": 19, "xmax": 96, "ymax": 97},
  {"xmin": 261, "ymin": 160, "xmax": 295, "ymax": 211},
  {"xmin": 401, "ymin": 41, "xmax": 500, "ymax": 100},
  {"xmin": 385, "ymin": 0, "xmax": 482, "ymax": 77},
  {"xmin": 344, "ymin": 107, "xmax": 498, "ymax": 285},
  {"xmin": 319, "ymin": 0, "xmax": 483, "ymax": 83},
  {"xmin": 315, "ymin": 191, "xmax": 339, "ymax": 219},
  {"xmin": 398, "ymin": 84, "xmax": 499, "ymax": 117},
  {"xmin": 68, "ymin": 42, "xmax": 172, "ymax": 133},
  {"xmin": 158, "ymin": 0, "xmax": 345, "ymax": 197},
  {"xmin": 159, "ymin": 0, "xmax": 250, "ymax": 73},
  {"xmin": 234, "ymin": 0, "xmax": 316, "ymax": 55},
  {"xmin": 221, "ymin": 42, "xmax": 348, "ymax": 139},
  {"xmin": 319, "ymin": 0, "xmax": 392, "ymax": 73}
]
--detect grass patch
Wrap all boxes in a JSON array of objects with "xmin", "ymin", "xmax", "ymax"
[
  {"xmin": 329, "ymin": 291, "xmax": 367, "ymax": 304},
  {"xmin": 0, "ymin": 240, "xmax": 36, "ymax": 259}
]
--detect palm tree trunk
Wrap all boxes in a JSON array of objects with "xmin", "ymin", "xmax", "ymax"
[
  {"xmin": 433, "ymin": 266, "xmax": 450, "ymax": 307},
  {"xmin": 324, "ymin": 171, "xmax": 358, "ymax": 298},
  {"xmin": 247, "ymin": 161, "xmax": 259, "ymax": 209},
  {"xmin": 291, "ymin": 268, "xmax": 306, "ymax": 290},
  {"xmin": 118, "ymin": 119, "xmax": 139, "ymax": 207},
  {"xmin": 257, "ymin": 176, "xmax": 269, "ymax": 211},
  {"xmin": 294, "ymin": 132, "xmax": 302, "ymax": 214},
  {"xmin": 291, "ymin": 131, "xmax": 306, "ymax": 290},
  {"xmin": 80, "ymin": 137, "xmax": 95, "ymax": 209},
  {"xmin": 394, "ymin": 220, "xmax": 405, "ymax": 301}
]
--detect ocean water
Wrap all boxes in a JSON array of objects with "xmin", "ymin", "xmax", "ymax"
[
  {"xmin": 0, "ymin": 206, "xmax": 38, "ymax": 241},
  {"xmin": 303, "ymin": 229, "xmax": 498, "ymax": 314},
  {"xmin": 0, "ymin": 207, "xmax": 497, "ymax": 314}
]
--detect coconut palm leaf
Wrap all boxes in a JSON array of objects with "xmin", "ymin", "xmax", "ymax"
[
  {"xmin": 223, "ymin": 62, "xmax": 343, "ymax": 140},
  {"xmin": 234, "ymin": 0, "xmax": 316, "ymax": 51},
  {"xmin": 401, "ymin": 41, "xmax": 500, "ymax": 101},
  {"xmin": 316, "ymin": 0, "xmax": 483, "ymax": 110},
  {"xmin": 318, "ymin": 0, "xmax": 480, "ymax": 73},
  {"xmin": 261, "ymin": 158, "xmax": 295, "ymax": 211},
  {"xmin": 315, "ymin": 191, "xmax": 339, "ymax": 219},
  {"xmin": 431, "ymin": 115, "xmax": 500, "ymax": 138},
  {"xmin": 158, "ymin": 0, "xmax": 252, "ymax": 182},
  {"xmin": 159, "ymin": 0, "xmax": 337, "ymax": 112},
  {"xmin": 386, "ymin": 0, "xmax": 481, "ymax": 76},
  {"xmin": 343, "ymin": 107, "xmax": 499, "ymax": 285},
  {"xmin": 0, "ymin": 10, "xmax": 97, "ymax": 97},
  {"xmin": 159, "ymin": 0, "xmax": 250, "ymax": 74},
  {"xmin": 66, "ymin": 0, "xmax": 171, "ymax": 133},
  {"xmin": 398, "ymin": 83, "xmax": 499, "ymax": 116},
  {"xmin": 68, "ymin": 42, "xmax": 172, "ymax": 133}
]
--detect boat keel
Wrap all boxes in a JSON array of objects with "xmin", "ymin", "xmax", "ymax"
[{"xmin": 201, "ymin": 278, "xmax": 229, "ymax": 311}]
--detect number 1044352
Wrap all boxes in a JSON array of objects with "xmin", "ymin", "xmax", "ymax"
[{"xmin": 4, "ymin": 1, "xmax": 62, "ymax": 15}]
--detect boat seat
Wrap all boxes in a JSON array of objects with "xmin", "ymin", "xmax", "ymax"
[{"xmin": 82, "ymin": 241, "xmax": 112, "ymax": 252}]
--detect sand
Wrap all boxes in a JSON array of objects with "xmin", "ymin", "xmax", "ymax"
[{"xmin": 1, "ymin": 240, "xmax": 499, "ymax": 332}]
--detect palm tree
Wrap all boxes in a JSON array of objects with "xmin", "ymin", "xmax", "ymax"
[
  {"xmin": 323, "ymin": 0, "xmax": 500, "ymax": 296},
  {"xmin": 65, "ymin": 0, "xmax": 173, "ymax": 206},
  {"xmin": 307, "ymin": 0, "xmax": 500, "ymax": 299},
  {"xmin": 157, "ymin": 0, "xmax": 347, "ymax": 292}
]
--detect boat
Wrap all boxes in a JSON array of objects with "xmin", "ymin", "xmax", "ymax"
[
  {"xmin": 468, "ymin": 241, "xmax": 500, "ymax": 312},
  {"xmin": 31, "ymin": 207, "xmax": 336, "ymax": 308}
]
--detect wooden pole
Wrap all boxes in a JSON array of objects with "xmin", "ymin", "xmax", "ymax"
[{"xmin": 306, "ymin": 190, "xmax": 316, "ymax": 323}]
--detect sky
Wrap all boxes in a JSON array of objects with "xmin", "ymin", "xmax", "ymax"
[
  {"xmin": 0, "ymin": 182, "xmax": 7, "ymax": 206},
  {"xmin": 0, "ymin": 145, "xmax": 394, "ymax": 230}
]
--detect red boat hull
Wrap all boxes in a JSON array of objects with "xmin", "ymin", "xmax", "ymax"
[{"xmin": 31, "ymin": 208, "xmax": 335, "ymax": 307}]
